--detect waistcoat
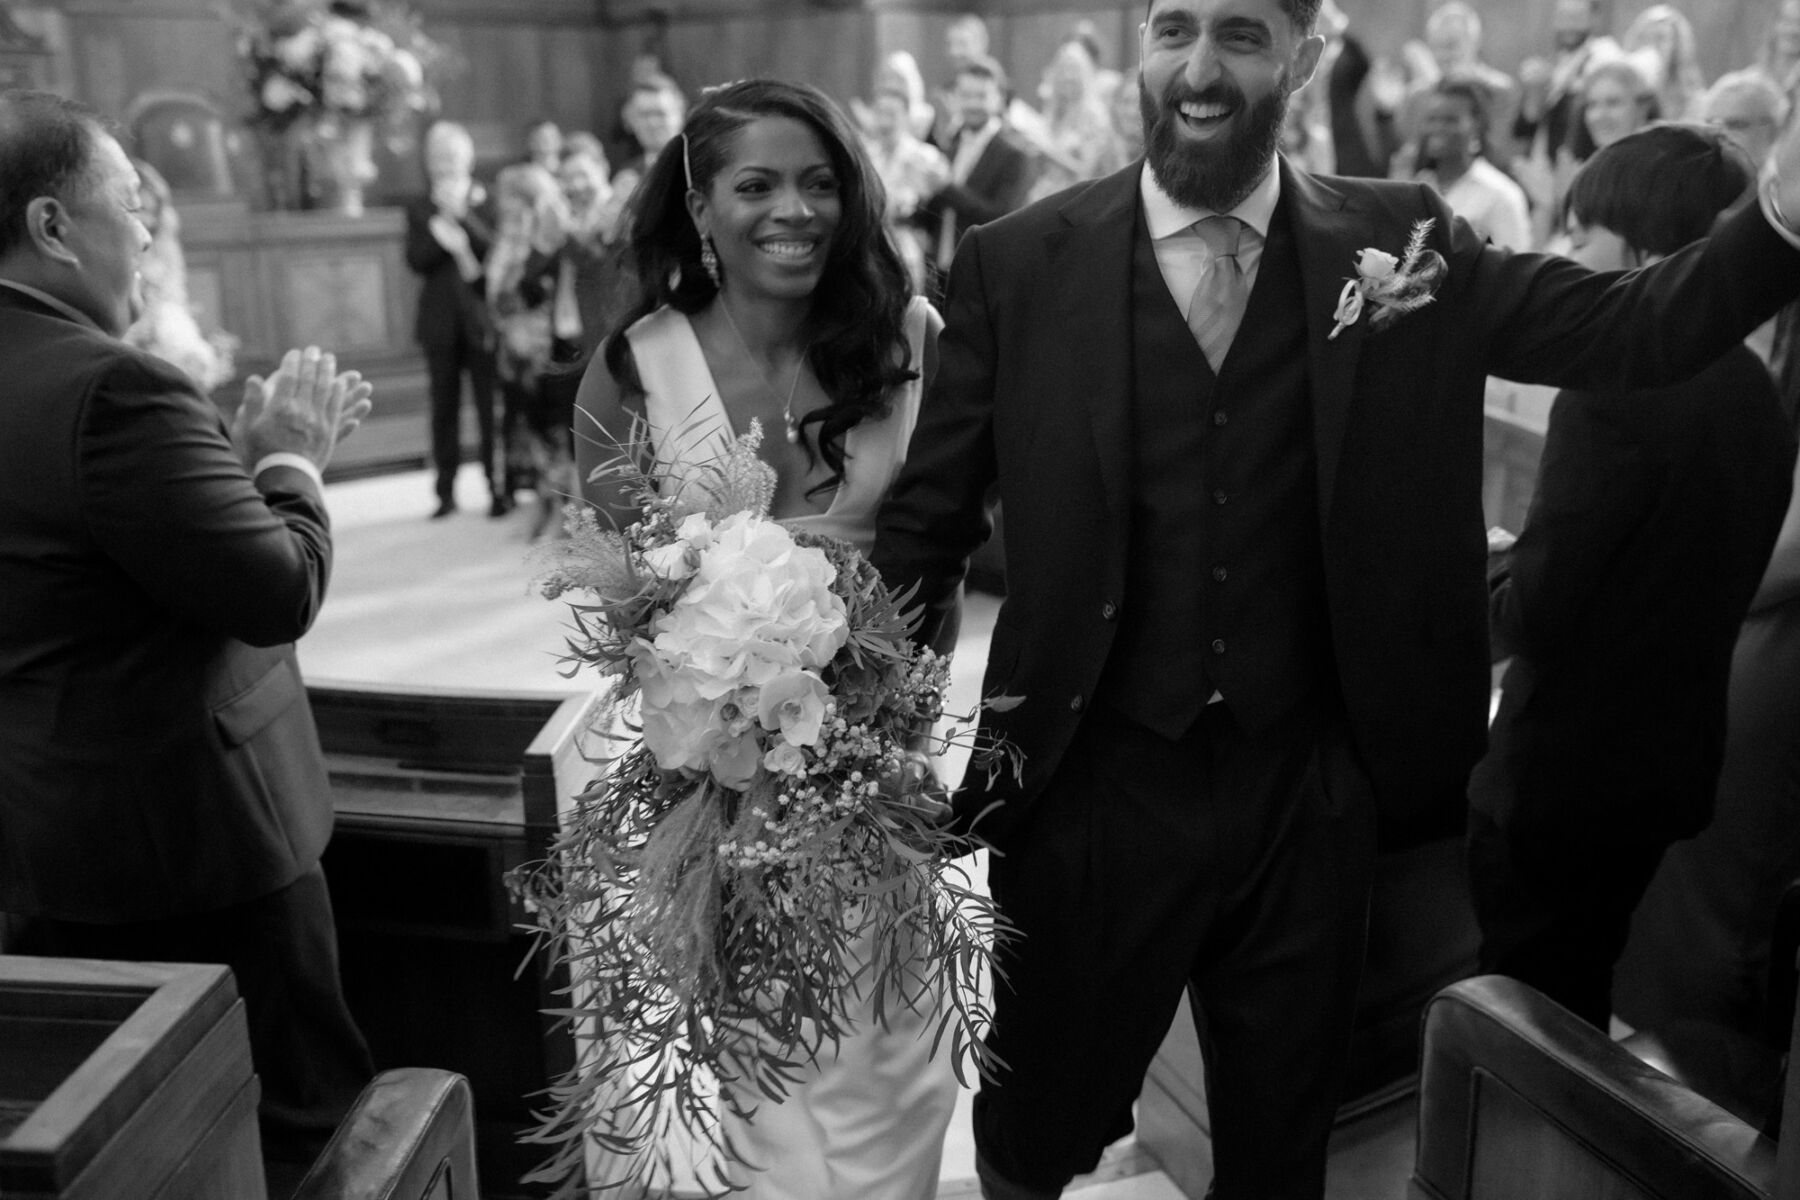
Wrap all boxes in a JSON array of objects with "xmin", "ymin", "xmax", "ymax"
[{"xmin": 1093, "ymin": 199, "xmax": 1333, "ymax": 738}]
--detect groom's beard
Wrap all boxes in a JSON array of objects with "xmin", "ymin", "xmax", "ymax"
[{"xmin": 1141, "ymin": 71, "xmax": 1290, "ymax": 214}]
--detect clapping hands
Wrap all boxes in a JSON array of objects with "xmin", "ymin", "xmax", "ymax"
[{"xmin": 234, "ymin": 346, "xmax": 374, "ymax": 474}]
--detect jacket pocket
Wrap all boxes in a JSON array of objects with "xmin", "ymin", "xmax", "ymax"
[{"xmin": 212, "ymin": 659, "xmax": 302, "ymax": 747}]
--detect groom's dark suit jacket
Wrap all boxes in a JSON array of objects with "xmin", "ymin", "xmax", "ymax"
[
  {"xmin": 873, "ymin": 158, "xmax": 1800, "ymax": 847},
  {"xmin": 0, "ymin": 286, "xmax": 336, "ymax": 922}
]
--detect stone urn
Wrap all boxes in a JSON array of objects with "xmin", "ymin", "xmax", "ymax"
[{"xmin": 306, "ymin": 115, "xmax": 378, "ymax": 216}]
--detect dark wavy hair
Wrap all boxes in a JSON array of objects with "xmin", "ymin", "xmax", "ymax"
[{"xmin": 601, "ymin": 78, "xmax": 916, "ymax": 496}]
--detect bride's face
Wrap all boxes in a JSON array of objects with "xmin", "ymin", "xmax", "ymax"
[{"xmin": 688, "ymin": 116, "xmax": 842, "ymax": 304}]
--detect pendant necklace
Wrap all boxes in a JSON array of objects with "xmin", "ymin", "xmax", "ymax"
[{"xmin": 717, "ymin": 297, "xmax": 808, "ymax": 445}]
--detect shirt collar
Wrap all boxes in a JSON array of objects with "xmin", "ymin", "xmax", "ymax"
[
  {"xmin": 1139, "ymin": 155, "xmax": 1282, "ymax": 242},
  {"xmin": 0, "ymin": 278, "xmax": 102, "ymax": 332}
]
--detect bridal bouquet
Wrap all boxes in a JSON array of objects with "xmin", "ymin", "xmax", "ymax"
[{"xmin": 513, "ymin": 424, "xmax": 1018, "ymax": 1196}]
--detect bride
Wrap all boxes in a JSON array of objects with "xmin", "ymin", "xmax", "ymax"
[{"xmin": 573, "ymin": 78, "xmax": 955, "ymax": 1199}]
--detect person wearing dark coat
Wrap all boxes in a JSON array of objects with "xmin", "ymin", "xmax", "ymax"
[
  {"xmin": 1470, "ymin": 124, "xmax": 1797, "ymax": 1030},
  {"xmin": 0, "ymin": 89, "xmax": 376, "ymax": 1172},
  {"xmin": 405, "ymin": 120, "xmax": 502, "ymax": 518}
]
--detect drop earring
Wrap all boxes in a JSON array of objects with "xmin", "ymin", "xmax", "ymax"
[{"xmin": 700, "ymin": 234, "xmax": 720, "ymax": 287}]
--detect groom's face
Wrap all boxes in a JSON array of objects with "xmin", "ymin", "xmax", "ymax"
[{"xmin": 1140, "ymin": 0, "xmax": 1322, "ymax": 212}]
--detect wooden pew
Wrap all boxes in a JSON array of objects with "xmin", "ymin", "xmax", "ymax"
[
  {"xmin": 306, "ymin": 680, "xmax": 598, "ymax": 1200},
  {"xmin": 1409, "ymin": 974, "xmax": 1787, "ymax": 1200},
  {"xmin": 0, "ymin": 956, "xmax": 479, "ymax": 1200}
]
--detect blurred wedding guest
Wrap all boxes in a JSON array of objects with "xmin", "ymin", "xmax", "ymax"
[
  {"xmin": 563, "ymin": 129, "xmax": 608, "ymax": 169},
  {"xmin": 1396, "ymin": 2, "xmax": 1523, "ymax": 167},
  {"xmin": 1702, "ymin": 70, "xmax": 1790, "ymax": 168},
  {"xmin": 1400, "ymin": 79, "xmax": 1531, "ymax": 250},
  {"xmin": 866, "ymin": 81, "xmax": 950, "ymax": 293},
  {"xmin": 1317, "ymin": 0, "xmax": 1395, "ymax": 177},
  {"xmin": 1092, "ymin": 70, "xmax": 1146, "ymax": 177},
  {"xmin": 1522, "ymin": 57, "xmax": 1661, "ymax": 249},
  {"xmin": 544, "ymin": 149, "xmax": 617, "ymax": 356},
  {"xmin": 1470, "ymin": 123, "xmax": 1796, "ymax": 1032},
  {"xmin": 1622, "ymin": 5, "xmax": 1706, "ymax": 123},
  {"xmin": 603, "ymin": 75, "xmax": 687, "ymax": 240},
  {"xmin": 1065, "ymin": 19, "xmax": 1125, "ymax": 106},
  {"xmin": 853, "ymin": 51, "xmax": 937, "ymax": 144},
  {"xmin": 405, "ymin": 120, "xmax": 500, "ymax": 519},
  {"xmin": 1755, "ymin": 0, "xmax": 1800, "ymax": 118},
  {"xmin": 1513, "ymin": 0, "xmax": 1620, "ymax": 165},
  {"xmin": 1700, "ymin": 71, "xmax": 1798, "ymax": 385},
  {"xmin": 0, "ymin": 89, "xmax": 375, "ymax": 1175},
  {"xmin": 613, "ymin": 76, "xmax": 685, "ymax": 192},
  {"xmin": 1581, "ymin": 57, "xmax": 1662, "ymax": 154},
  {"xmin": 920, "ymin": 55, "xmax": 1038, "ymax": 282},
  {"xmin": 1027, "ymin": 37, "xmax": 1119, "ymax": 202},
  {"xmin": 931, "ymin": 13, "xmax": 1048, "ymax": 154},
  {"xmin": 486, "ymin": 162, "xmax": 565, "ymax": 515},
  {"xmin": 124, "ymin": 157, "xmax": 237, "ymax": 392},
  {"xmin": 523, "ymin": 117, "xmax": 563, "ymax": 172},
  {"xmin": 931, "ymin": 12, "xmax": 994, "ymax": 150},
  {"xmin": 574, "ymin": 78, "xmax": 951, "ymax": 1197}
]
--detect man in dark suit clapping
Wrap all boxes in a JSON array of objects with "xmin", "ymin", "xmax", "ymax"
[
  {"xmin": 0, "ymin": 89, "xmax": 375, "ymax": 1170},
  {"xmin": 406, "ymin": 119, "xmax": 502, "ymax": 518},
  {"xmin": 920, "ymin": 55, "xmax": 1039, "ymax": 284}
]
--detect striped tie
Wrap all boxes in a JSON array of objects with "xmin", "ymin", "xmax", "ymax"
[{"xmin": 1187, "ymin": 215, "xmax": 1248, "ymax": 373}]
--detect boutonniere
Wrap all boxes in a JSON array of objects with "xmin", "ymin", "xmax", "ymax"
[{"xmin": 1328, "ymin": 219, "xmax": 1448, "ymax": 339}]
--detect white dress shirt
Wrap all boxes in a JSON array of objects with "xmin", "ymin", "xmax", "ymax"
[{"xmin": 1139, "ymin": 159, "xmax": 1281, "ymax": 323}]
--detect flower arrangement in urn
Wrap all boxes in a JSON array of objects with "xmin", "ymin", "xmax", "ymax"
[{"xmin": 232, "ymin": 0, "xmax": 448, "ymax": 211}]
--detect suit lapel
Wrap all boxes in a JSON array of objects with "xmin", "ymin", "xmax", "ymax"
[
  {"xmin": 1046, "ymin": 166, "xmax": 1139, "ymax": 528},
  {"xmin": 1281, "ymin": 160, "xmax": 1375, "ymax": 522}
]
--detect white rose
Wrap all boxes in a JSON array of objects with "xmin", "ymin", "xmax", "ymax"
[
  {"xmin": 763, "ymin": 741, "xmax": 808, "ymax": 777},
  {"xmin": 1355, "ymin": 248, "xmax": 1398, "ymax": 281},
  {"xmin": 387, "ymin": 48, "xmax": 424, "ymax": 91},
  {"xmin": 641, "ymin": 542, "xmax": 694, "ymax": 581},
  {"xmin": 756, "ymin": 670, "xmax": 830, "ymax": 747},
  {"xmin": 275, "ymin": 27, "xmax": 321, "ymax": 72},
  {"xmin": 675, "ymin": 512, "xmax": 714, "ymax": 547},
  {"xmin": 261, "ymin": 76, "xmax": 313, "ymax": 113}
]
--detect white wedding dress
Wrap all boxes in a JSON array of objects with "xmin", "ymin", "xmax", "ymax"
[{"xmin": 623, "ymin": 294, "xmax": 957, "ymax": 1200}]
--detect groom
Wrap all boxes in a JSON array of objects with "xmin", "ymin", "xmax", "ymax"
[{"xmin": 870, "ymin": 0, "xmax": 1800, "ymax": 1196}]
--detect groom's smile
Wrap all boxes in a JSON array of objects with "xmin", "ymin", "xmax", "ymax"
[{"xmin": 1139, "ymin": 0, "xmax": 1324, "ymax": 210}]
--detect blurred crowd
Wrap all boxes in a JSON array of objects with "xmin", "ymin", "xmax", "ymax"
[{"xmin": 131, "ymin": 0, "xmax": 1799, "ymax": 525}]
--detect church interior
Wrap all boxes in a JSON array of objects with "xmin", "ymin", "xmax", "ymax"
[{"xmin": 1, "ymin": 0, "xmax": 1798, "ymax": 1196}]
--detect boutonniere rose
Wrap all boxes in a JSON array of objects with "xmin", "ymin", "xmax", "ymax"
[{"xmin": 1329, "ymin": 219, "xmax": 1448, "ymax": 339}]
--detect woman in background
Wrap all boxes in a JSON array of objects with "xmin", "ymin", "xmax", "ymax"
[
  {"xmin": 574, "ymin": 78, "xmax": 952, "ymax": 1200},
  {"xmin": 1621, "ymin": 4, "xmax": 1706, "ymax": 122},
  {"xmin": 487, "ymin": 162, "xmax": 565, "ymax": 519},
  {"xmin": 124, "ymin": 160, "xmax": 237, "ymax": 393}
]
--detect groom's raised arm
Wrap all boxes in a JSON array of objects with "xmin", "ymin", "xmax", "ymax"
[
  {"xmin": 873, "ymin": 233, "xmax": 1001, "ymax": 656},
  {"xmin": 1466, "ymin": 123, "xmax": 1800, "ymax": 390}
]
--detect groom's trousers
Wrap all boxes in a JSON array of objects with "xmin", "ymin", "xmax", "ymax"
[{"xmin": 972, "ymin": 693, "xmax": 1379, "ymax": 1200}]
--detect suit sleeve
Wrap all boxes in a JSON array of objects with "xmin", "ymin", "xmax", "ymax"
[
  {"xmin": 1488, "ymin": 391, "xmax": 1649, "ymax": 662},
  {"xmin": 404, "ymin": 199, "xmax": 451, "ymax": 276},
  {"xmin": 77, "ymin": 354, "xmax": 331, "ymax": 648},
  {"xmin": 1443, "ymin": 185, "xmax": 1800, "ymax": 390},
  {"xmin": 872, "ymin": 227, "xmax": 1001, "ymax": 651},
  {"xmin": 932, "ymin": 140, "xmax": 1036, "ymax": 228}
]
